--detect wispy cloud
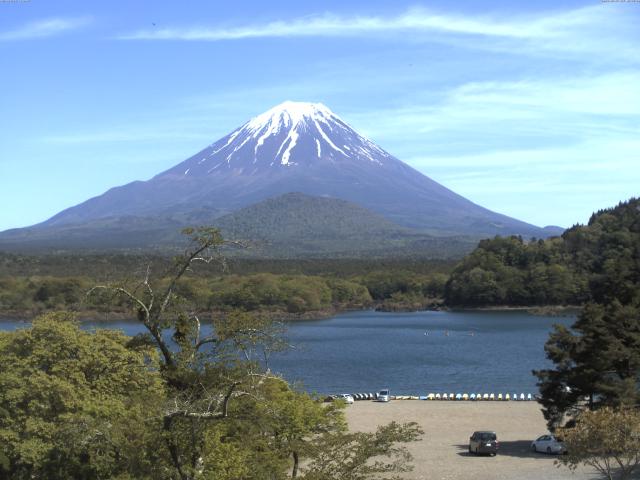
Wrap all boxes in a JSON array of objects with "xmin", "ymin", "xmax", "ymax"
[
  {"xmin": 116, "ymin": 5, "xmax": 638, "ymax": 67},
  {"xmin": 346, "ymin": 71, "xmax": 640, "ymax": 153},
  {"xmin": 116, "ymin": 7, "xmax": 598, "ymax": 41},
  {"xmin": 0, "ymin": 17, "xmax": 92, "ymax": 41}
]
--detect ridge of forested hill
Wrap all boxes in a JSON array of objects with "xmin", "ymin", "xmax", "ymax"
[
  {"xmin": 212, "ymin": 192, "xmax": 478, "ymax": 258},
  {"xmin": 444, "ymin": 198, "xmax": 640, "ymax": 307}
]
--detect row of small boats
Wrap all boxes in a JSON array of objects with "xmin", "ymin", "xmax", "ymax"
[
  {"xmin": 423, "ymin": 392, "xmax": 534, "ymax": 401},
  {"xmin": 341, "ymin": 392, "xmax": 536, "ymax": 401}
]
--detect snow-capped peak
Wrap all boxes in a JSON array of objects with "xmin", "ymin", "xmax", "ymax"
[
  {"xmin": 176, "ymin": 101, "xmax": 391, "ymax": 176},
  {"xmin": 244, "ymin": 101, "xmax": 339, "ymax": 133},
  {"xmin": 236, "ymin": 100, "xmax": 384, "ymax": 166}
]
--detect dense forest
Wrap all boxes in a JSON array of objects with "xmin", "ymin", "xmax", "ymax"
[
  {"xmin": 445, "ymin": 198, "xmax": 640, "ymax": 307},
  {"xmin": 0, "ymin": 255, "xmax": 452, "ymax": 319}
]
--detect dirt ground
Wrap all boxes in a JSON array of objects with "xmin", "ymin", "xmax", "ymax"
[{"xmin": 345, "ymin": 401, "xmax": 599, "ymax": 480}]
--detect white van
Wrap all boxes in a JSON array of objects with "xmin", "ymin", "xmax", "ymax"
[{"xmin": 377, "ymin": 389, "xmax": 391, "ymax": 402}]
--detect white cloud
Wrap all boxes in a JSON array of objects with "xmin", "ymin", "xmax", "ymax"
[
  {"xmin": 407, "ymin": 138, "xmax": 640, "ymax": 172},
  {"xmin": 450, "ymin": 72, "xmax": 640, "ymax": 117},
  {"xmin": 115, "ymin": 5, "xmax": 616, "ymax": 41},
  {"xmin": 116, "ymin": 5, "xmax": 639, "ymax": 67},
  {"xmin": 344, "ymin": 71, "xmax": 640, "ymax": 153},
  {"xmin": 0, "ymin": 17, "xmax": 92, "ymax": 41},
  {"xmin": 117, "ymin": 9, "xmax": 534, "ymax": 41}
]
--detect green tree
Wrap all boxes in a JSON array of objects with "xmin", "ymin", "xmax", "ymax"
[
  {"xmin": 301, "ymin": 421, "xmax": 423, "ymax": 480},
  {"xmin": 556, "ymin": 407, "xmax": 640, "ymax": 480},
  {"xmin": 535, "ymin": 301, "xmax": 640, "ymax": 429},
  {"xmin": 260, "ymin": 379, "xmax": 346, "ymax": 478},
  {"xmin": 0, "ymin": 312, "xmax": 165, "ymax": 480}
]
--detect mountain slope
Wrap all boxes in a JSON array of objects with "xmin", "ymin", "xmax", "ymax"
[
  {"xmin": 0, "ymin": 193, "xmax": 479, "ymax": 257},
  {"xmin": 212, "ymin": 193, "xmax": 478, "ymax": 258},
  {"xmin": 34, "ymin": 101, "xmax": 555, "ymax": 239}
]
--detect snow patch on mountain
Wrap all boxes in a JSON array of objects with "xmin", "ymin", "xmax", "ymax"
[
  {"xmin": 245, "ymin": 101, "xmax": 348, "ymax": 163},
  {"xmin": 188, "ymin": 101, "xmax": 387, "ymax": 171}
]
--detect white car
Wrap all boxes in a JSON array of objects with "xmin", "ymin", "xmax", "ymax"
[
  {"xmin": 377, "ymin": 389, "xmax": 391, "ymax": 402},
  {"xmin": 531, "ymin": 434, "xmax": 566, "ymax": 454},
  {"xmin": 337, "ymin": 394, "xmax": 354, "ymax": 404}
]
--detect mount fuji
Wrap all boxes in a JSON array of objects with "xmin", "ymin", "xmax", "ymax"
[{"xmin": 1, "ymin": 101, "xmax": 562, "ymax": 254}]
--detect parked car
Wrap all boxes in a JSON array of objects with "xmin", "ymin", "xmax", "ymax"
[
  {"xmin": 531, "ymin": 435, "xmax": 566, "ymax": 454},
  {"xmin": 469, "ymin": 431, "xmax": 498, "ymax": 456},
  {"xmin": 337, "ymin": 394, "xmax": 355, "ymax": 404},
  {"xmin": 377, "ymin": 389, "xmax": 391, "ymax": 402}
]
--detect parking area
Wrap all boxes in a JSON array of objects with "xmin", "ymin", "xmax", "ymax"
[{"xmin": 345, "ymin": 401, "xmax": 598, "ymax": 480}]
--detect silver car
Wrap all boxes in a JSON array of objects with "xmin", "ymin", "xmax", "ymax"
[
  {"xmin": 531, "ymin": 434, "xmax": 566, "ymax": 454},
  {"xmin": 377, "ymin": 389, "xmax": 391, "ymax": 402}
]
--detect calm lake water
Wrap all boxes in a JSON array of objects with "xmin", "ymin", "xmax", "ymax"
[{"xmin": 0, "ymin": 310, "xmax": 573, "ymax": 395}]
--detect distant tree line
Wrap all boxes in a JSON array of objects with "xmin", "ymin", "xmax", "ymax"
[
  {"xmin": 445, "ymin": 198, "xmax": 640, "ymax": 307},
  {"xmin": 0, "ymin": 267, "xmax": 450, "ymax": 319}
]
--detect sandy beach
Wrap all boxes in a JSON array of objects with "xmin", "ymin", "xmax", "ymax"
[{"xmin": 345, "ymin": 401, "xmax": 598, "ymax": 480}]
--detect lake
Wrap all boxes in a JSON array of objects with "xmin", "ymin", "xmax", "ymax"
[{"xmin": 0, "ymin": 309, "xmax": 573, "ymax": 395}]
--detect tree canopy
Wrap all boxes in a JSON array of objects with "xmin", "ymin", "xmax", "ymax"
[
  {"xmin": 0, "ymin": 312, "xmax": 165, "ymax": 479},
  {"xmin": 557, "ymin": 407, "xmax": 640, "ymax": 480},
  {"xmin": 445, "ymin": 198, "xmax": 640, "ymax": 308}
]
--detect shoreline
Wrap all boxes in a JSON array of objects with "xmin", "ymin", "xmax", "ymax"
[
  {"xmin": 0, "ymin": 303, "xmax": 581, "ymax": 323},
  {"xmin": 454, "ymin": 305, "xmax": 582, "ymax": 317}
]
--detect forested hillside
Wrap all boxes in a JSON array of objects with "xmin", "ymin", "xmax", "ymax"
[{"xmin": 445, "ymin": 198, "xmax": 640, "ymax": 307}]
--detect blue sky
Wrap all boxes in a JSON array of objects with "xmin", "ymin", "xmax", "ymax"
[{"xmin": 1, "ymin": 0, "xmax": 638, "ymax": 231}]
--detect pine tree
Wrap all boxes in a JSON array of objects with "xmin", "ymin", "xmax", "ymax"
[{"xmin": 535, "ymin": 296, "xmax": 640, "ymax": 430}]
